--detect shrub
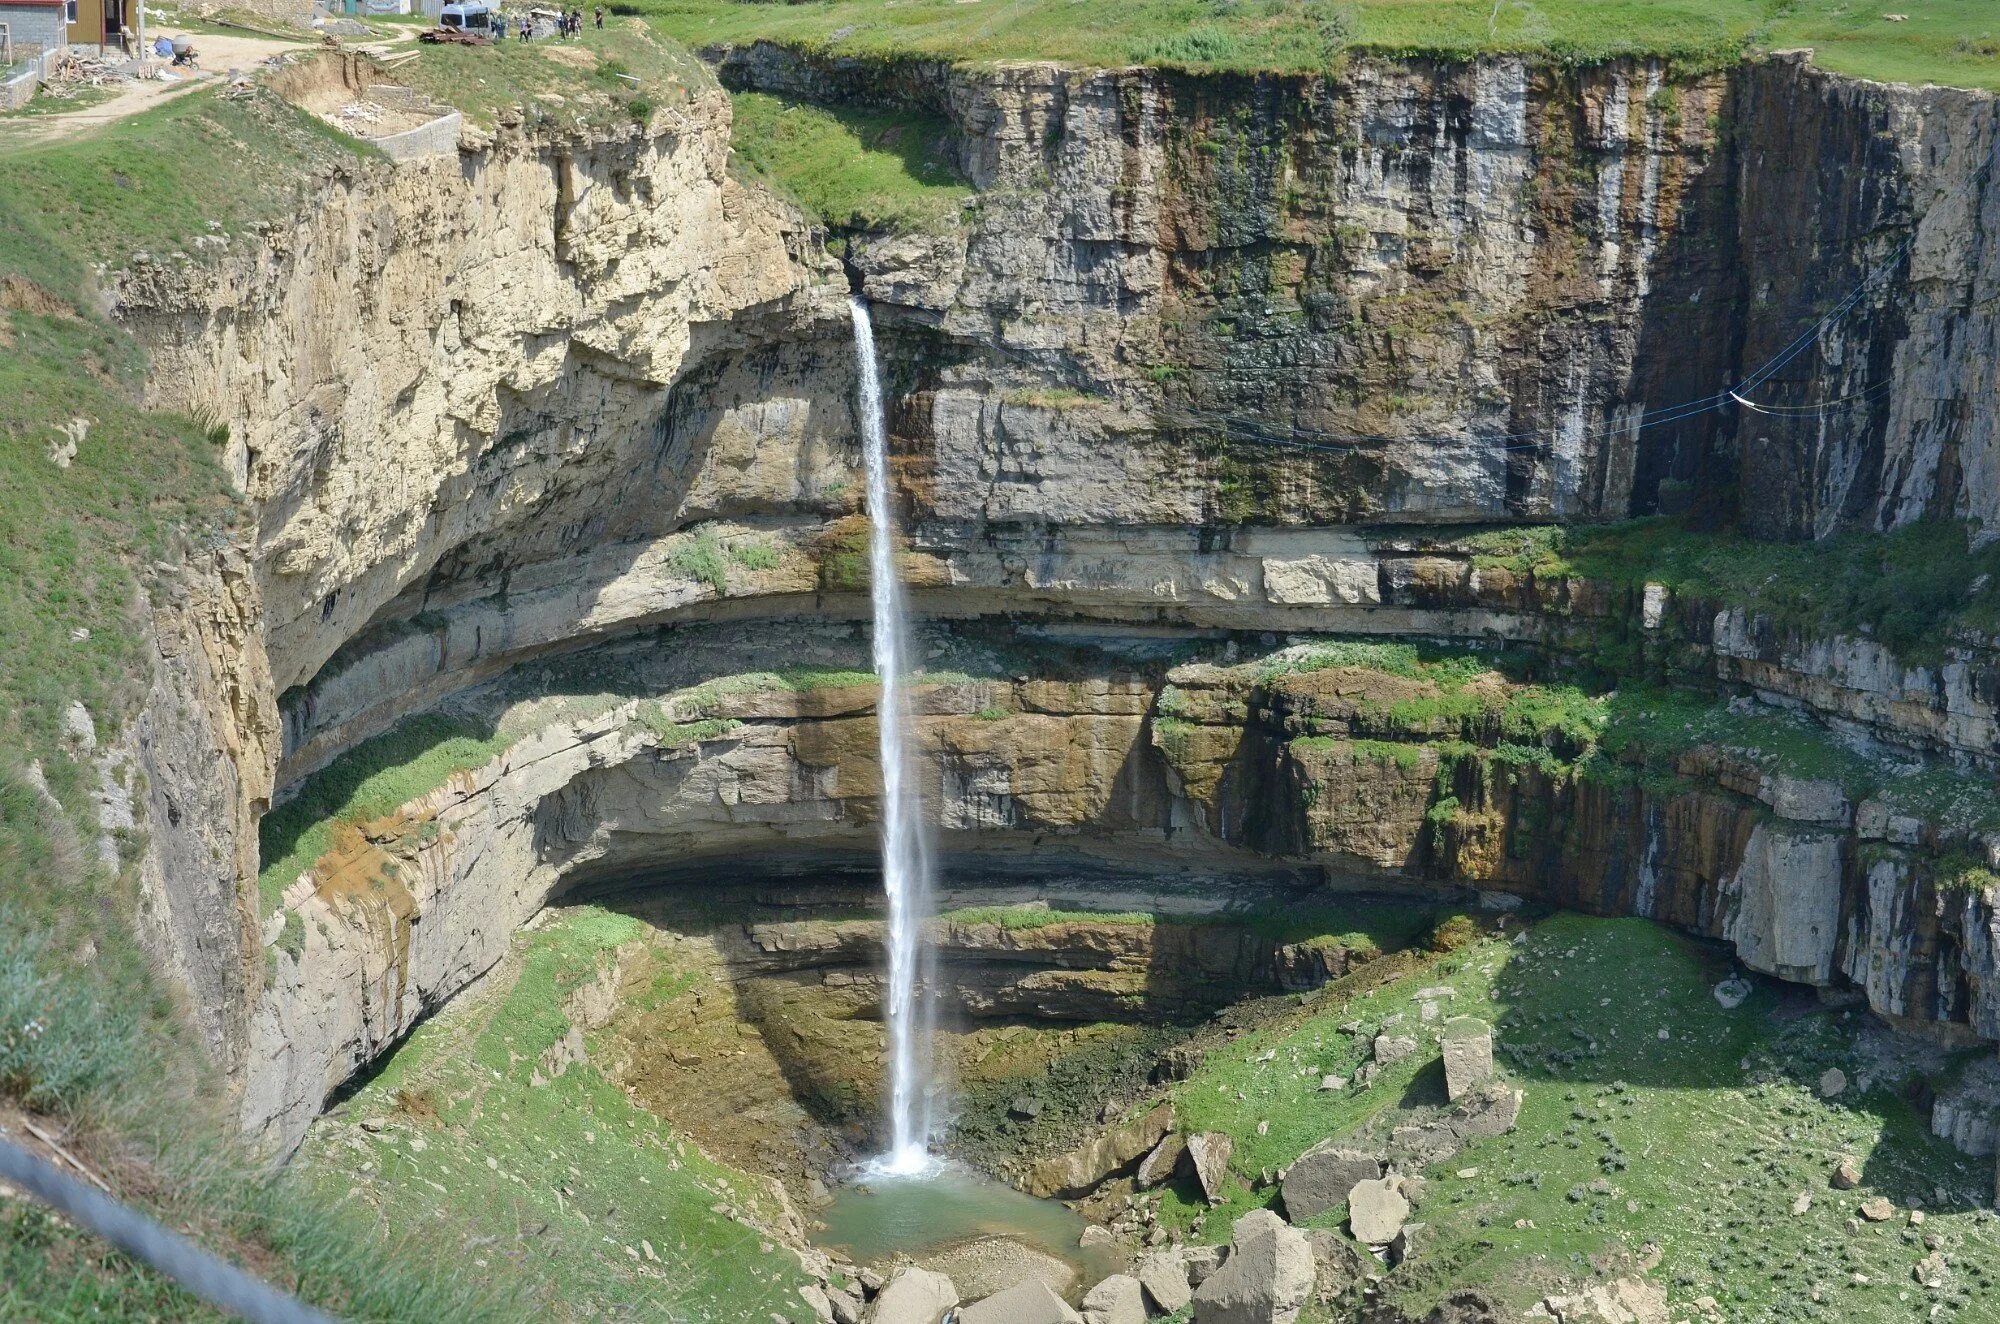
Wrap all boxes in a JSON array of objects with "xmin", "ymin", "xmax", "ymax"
[{"xmin": 0, "ymin": 914, "xmax": 135, "ymax": 1112}]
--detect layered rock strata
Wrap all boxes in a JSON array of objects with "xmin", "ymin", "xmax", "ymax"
[{"xmin": 83, "ymin": 42, "xmax": 2000, "ymax": 1156}]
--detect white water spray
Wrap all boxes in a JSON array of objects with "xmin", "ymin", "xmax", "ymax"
[{"xmin": 851, "ymin": 296, "xmax": 938, "ymax": 1176}]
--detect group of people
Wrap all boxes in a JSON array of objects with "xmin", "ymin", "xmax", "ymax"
[{"xmin": 508, "ymin": 5, "xmax": 602, "ymax": 40}]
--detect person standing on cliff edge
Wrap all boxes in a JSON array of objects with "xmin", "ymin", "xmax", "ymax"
[{"xmin": 593, "ymin": 5, "xmax": 602, "ymax": 28}]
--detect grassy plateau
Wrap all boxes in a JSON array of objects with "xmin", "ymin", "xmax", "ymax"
[{"xmin": 640, "ymin": 0, "xmax": 2000, "ymax": 89}]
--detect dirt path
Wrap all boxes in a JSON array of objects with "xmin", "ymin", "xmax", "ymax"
[{"xmin": 0, "ymin": 29, "xmax": 310, "ymax": 146}]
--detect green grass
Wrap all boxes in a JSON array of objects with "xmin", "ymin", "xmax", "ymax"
[
  {"xmin": 303, "ymin": 906, "xmax": 819, "ymax": 1322},
  {"xmin": 1253, "ymin": 635, "xmax": 1999, "ymax": 830},
  {"xmin": 0, "ymin": 91, "xmax": 349, "ymax": 770},
  {"xmin": 0, "ymin": 773, "xmax": 513, "ymax": 1323},
  {"xmin": 727, "ymin": 90, "xmax": 971, "ymax": 231},
  {"xmin": 640, "ymin": 0, "xmax": 2000, "ymax": 89},
  {"xmin": 1466, "ymin": 517, "xmax": 2000, "ymax": 664},
  {"xmin": 1156, "ymin": 914, "xmax": 1999, "ymax": 1321},
  {"xmin": 1594, "ymin": 685, "xmax": 1879, "ymax": 795},
  {"xmin": 256, "ymin": 713, "xmax": 508, "ymax": 916},
  {"xmin": 0, "ymin": 88, "xmax": 365, "ymax": 267},
  {"xmin": 667, "ymin": 527, "xmax": 731, "ymax": 593},
  {"xmin": 390, "ymin": 18, "xmax": 708, "ymax": 129},
  {"xmin": 0, "ymin": 85, "xmax": 121, "ymax": 118},
  {"xmin": 939, "ymin": 904, "xmax": 1157, "ymax": 930}
]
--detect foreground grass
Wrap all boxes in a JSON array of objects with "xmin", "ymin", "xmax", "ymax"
[
  {"xmin": 728, "ymin": 90, "xmax": 971, "ymax": 231},
  {"xmin": 641, "ymin": 0, "xmax": 2000, "ymax": 89},
  {"xmin": 0, "ymin": 773, "xmax": 513, "ymax": 1323},
  {"xmin": 301, "ymin": 906, "xmax": 820, "ymax": 1322},
  {"xmin": 1157, "ymin": 915, "xmax": 1997, "ymax": 1321}
]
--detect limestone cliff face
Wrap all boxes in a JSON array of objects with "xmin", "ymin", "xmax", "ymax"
[
  {"xmin": 109, "ymin": 84, "xmax": 846, "ymax": 1089},
  {"xmin": 94, "ymin": 47, "xmax": 2000, "ymax": 1152},
  {"xmin": 716, "ymin": 45, "xmax": 2000, "ymax": 542},
  {"xmin": 237, "ymin": 621, "xmax": 2000, "ymax": 1150}
]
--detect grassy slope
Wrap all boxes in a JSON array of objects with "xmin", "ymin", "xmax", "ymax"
[
  {"xmin": 1157, "ymin": 914, "xmax": 1997, "ymax": 1322},
  {"xmin": 0, "ymin": 88, "xmax": 516, "ymax": 1323},
  {"xmin": 301, "ymin": 906, "xmax": 818, "ymax": 1323},
  {"xmin": 641, "ymin": 0, "xmax": 2000, "ymax": 89},
  {"xmin": 728, "ymin": 89, "xmax": 971, "ymax": 230}
]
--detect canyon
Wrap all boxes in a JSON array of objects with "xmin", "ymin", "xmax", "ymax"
[{"xmin": 43, "ymin": 29, "xmax": 2000, "ymax": 1322}]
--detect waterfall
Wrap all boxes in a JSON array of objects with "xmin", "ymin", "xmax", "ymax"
[{"xmin": 851, "ymin": 296, "xmax": 938, "ymax": 1176}]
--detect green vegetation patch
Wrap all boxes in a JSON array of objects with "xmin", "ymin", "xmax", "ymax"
[
  {"xmin": 641, "ymin": 0, "xmax": 2000, "ymax": 89},
  {"xmin": 1466, "ymin": 516, "xmax": 2000, "ymax": 663},
  {"xmin": 727, "ymin": 90, "xmax": 971, "ymax": 232},
  {"xmin": 256, "ymin": 713, "xmax": 507, "ymax": 915},
  {"xmin": 304, "ymin": 905, "xmax": 818, "ymax": 1322},
  {"xmin": 936, "ymin": 896, "xmax": 1440, "ymax": 957},
  {"xmin": 1157, "ymin": 914, "xmax": 1999, "ymax": 1320}
]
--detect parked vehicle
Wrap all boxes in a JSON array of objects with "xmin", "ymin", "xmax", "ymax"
[{"xmin": 438, "ymin": 1, "xmax": 501, "ymax": 34}]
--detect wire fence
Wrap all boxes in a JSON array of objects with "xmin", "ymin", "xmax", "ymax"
[{"xmin": 0, "ymin": 1134, "xmax": 337, "ymax": 1324}]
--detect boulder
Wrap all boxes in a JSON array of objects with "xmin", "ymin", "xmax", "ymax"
[
  {"xmin": 1372, "ymin": 1034, "xmax": 1418, "ymax": 1066},
  {"xmin": 1542, "ymin": 1278, "xmax": 1667, "ymax": 1323},
  {"xmin": 828, "ymin": 1288, "xmax": 864, "ymax": 1324},
  {"xmin": 1191, "ymin": 1209, "xmax": 1314, "ymax": 1324},
  {"xmin": 1135, "ymin": 1132, "xmax": 1188, "ymax": 1189},
  {"xmin": 959, "ymin": 1280, "xmax": 1081, "ymax": 1324},
  {"xmin": 800, "ymin": 1284, "xmax": 835, "ymax": 1323},
  {"xmin": 1346, "ymin": 1177, "xmax": 1410, "ymax": 1245},
  {"xmin": 1818, "ymin": 1068, "xmax": 1847, "ymax": 1099},
  {"xmin": 1387, "ymin": 1221, "xmax": 1423, "ymax": 1267},
  {"xmin": 1387, "ymin": 1084, "xmax": 1522, "ymax": 1168},
  {"xmin": 1188, "ymin": 1131, "xmax": 1234, "ymax": 1203},
  {"xmin": 1183, "ymin": 1244, "xmax": 1228, "ymax": 1286},
  {"xmin": 1080, "ymin": 1273, "xmax": 1146, "ymax": 1324},
  {"xmin": 1859, "ymin": 1196, "xmax": 1895, "ymax": 1222},
  {"xmin": 1026, "ymin": 1102, "xmax": 1175, "ymax": 1198},
  {"xmin": 1135, "ymin": 1249, "xmax": 1193, "ymax": 1313},
  {"xmin": 1441, "ymin": 1017, "xmax": 1495, "ymax": 1102},
  {"xmin": 1831, "ymin": 1155, "xmax": 1862, "ymax": 1190},
  {"xmin": 1279, "ymin": 1142, "xmax": 1383, "ymax": 1223},
  {"xmin": 866, "ymin": 1267, "xmax": 959, "ymax": 1324}
]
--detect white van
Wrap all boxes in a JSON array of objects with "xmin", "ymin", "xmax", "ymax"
[{"xmin": 438, "ymin": 1, "xmax": 500, "ymax": 33}]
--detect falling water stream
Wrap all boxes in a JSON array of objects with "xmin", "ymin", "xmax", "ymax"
[{"xmin": 851, "ymin": 296, "xmax": 938, "ymax": 1177}]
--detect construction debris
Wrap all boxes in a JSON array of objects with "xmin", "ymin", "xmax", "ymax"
[
  {"xmin": 38, "ymin": 50, "xmax": 129, "ymax": 100},
  {"xmin": 419, "ymin": 27, "xmax": 493, "ymax": 45}
]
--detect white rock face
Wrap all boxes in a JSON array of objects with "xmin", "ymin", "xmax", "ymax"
[
  {"xmin": 1721, "ymin": 823, "xmax": 1846, "ymax": 984},
  {"xmin": 960, "ymin": 1280, "xmax": 1080, "ymax": 1324}
]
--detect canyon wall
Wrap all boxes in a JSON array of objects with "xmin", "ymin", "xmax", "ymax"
[
  {"xmin": 93, "ymin": 46, "xmax": 2000, "ymax": 1148},
  {"xmin": 717, "ymin": 44, "xmax": 2000, "ymax": 542}
]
